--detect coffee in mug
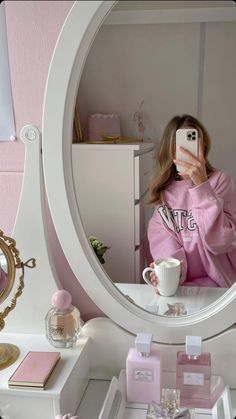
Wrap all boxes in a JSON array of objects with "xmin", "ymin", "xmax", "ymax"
[{"xmin": 142, "ymin": 258, "xmax": 181, "ymax": 297}]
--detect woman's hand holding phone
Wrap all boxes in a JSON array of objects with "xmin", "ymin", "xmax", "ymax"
[{"xmin": 174, "ymin": 139, "xmax": 207, "ymax": 186}]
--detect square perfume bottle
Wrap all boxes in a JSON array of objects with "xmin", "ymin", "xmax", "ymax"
[
  {"xmin": 176, "ymin": 336, "xmax": 211, "ymax": 404},
  {"xmin": 126, "ymin": 333, "xmax": 162, "ymax": 404}
]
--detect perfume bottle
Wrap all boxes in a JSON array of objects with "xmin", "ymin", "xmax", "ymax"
[
  {"xmin": 176, "ymin": 336, "xmax": 211, "ymax": 404},
  {"xmin": 146, "ymin": 400, "xmax": 194, "ymax": 419},
  {"xmin": 126, "ymin": 333, "xmax": 162, "ymax": 404},
  {"xmin": 45, "ymin": 290, "xmax": 81, "ymax": 348}
]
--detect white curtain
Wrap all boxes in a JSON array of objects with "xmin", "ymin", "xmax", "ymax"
[{"xmin": 0, "ymin": 2, "xmax": 15, "ymax": 141}]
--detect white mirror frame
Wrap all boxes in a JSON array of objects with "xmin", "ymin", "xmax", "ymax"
[{"xmin": 42, "ymin": 0, "xmax": 236, "ymax": 343}]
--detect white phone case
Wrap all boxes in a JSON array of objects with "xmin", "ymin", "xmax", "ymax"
[{"xmin": 175, "ymin": 128, "xmax": 198, "ymax": 173}]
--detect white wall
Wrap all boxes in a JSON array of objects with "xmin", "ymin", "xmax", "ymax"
[
  {"xmin": 202, "ymin": 22, "xmax": 236, "ymax": 181},
  {"xmin": 78, "ymin": 23, "xmax": 200, "ymax": 142},
  {"xmin": 78, "ymin": 20, "xmax": 236, "ymax": 183}
]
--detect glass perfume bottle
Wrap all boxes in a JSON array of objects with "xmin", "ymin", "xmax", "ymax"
[
  {"xmin": 45, "ymin": 290, "xmax": 80, "ymax": 348},
  {"xmin": 176, "ymin": 336, "xmax": 211, "ymax": 405},
  {"xmin": 161, "ymin": 388, "xmax": 180, "ymax": 417},
  {"xmin": 146, "ymin": 400, "xmax": 194, "ymax": 419},
  {"xmin": 126, "ymin": 333, "xmax": 162, "ymax": 404}
]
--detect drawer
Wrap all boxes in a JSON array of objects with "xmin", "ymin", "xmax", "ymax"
[
  {"xmin": 134, "ymin": 150, "xmax": 155, "ymax": 200},
  {"xmin": 135, "ymin": 202, "xmax": 145, "ymax": 247},
  {"xmin": 135, "ymin": 246, "xmax": 145, "ymax": 284},
  {"xmin": 134, "ymin": 194, "xmax": 155, "ymax": 247}
]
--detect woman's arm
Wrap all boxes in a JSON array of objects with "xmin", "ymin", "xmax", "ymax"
[
  {"xmin": 190, "ymin": 171, "xmax": 236, "ymax": 255},
  {"xmin": 148, "ymin": 209, "xmax": 187, "ymax": 284}
]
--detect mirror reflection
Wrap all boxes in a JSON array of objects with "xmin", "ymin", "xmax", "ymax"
[
  {"xmin": 0, "ymin": 249, "xmax": 8, "ymax": 296},
  {"xmin": 72, "ymin": 1, "xmax": 236, "ymax": 316}
]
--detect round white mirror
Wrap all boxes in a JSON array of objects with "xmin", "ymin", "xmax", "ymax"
[
  {"xmin": 43, "ymin": 0, "xmax": 236, "ymax": 342},
  {"xmin": 72, "ymin": 0, "xmax": 236, "ymax": 319}
]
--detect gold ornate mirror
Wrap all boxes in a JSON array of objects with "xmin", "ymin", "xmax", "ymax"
[{"xmin": 0, "ymin": 229, "xmax": 36, "ymax": 370}]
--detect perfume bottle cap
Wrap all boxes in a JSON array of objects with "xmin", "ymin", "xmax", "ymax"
[
  {"xmin": 135, "ymin": 333, "xmax": 153, "ymax": 355},
  {"xmin": 52, "ymin": 290, "xmax": 72, "ymax": 310},
  {"xmin": 185, "ymin": 335, "xmax": 202, "ymax": 357}
]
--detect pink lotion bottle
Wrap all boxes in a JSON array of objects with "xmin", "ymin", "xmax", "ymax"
[
  {"xmin": 126, "ymin": 333, "xmax": 162, "ymax": 404},
  {"xmin": 176, "ymin": 336, "xmax": 211, "ymax": 406}
]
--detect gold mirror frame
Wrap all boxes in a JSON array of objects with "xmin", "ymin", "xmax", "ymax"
[
  {"xmin": 0, "ymin": 230, "xmax": 16, "ymax": 305},
  {"xmin": 0, "ymin": 229, "xmax": 36, "ymax": 369}
]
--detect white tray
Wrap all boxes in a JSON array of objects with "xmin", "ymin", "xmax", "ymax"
[{"xmin": 98, "ymin": 370, "xmax": 233, "ymax": 419}]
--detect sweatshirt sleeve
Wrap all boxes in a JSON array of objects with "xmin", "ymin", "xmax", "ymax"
[
  {"xmin": 147, "ymin": 208, "xmax": 187, "ymax": 284},
  {"xmin": 189, "ymin": 171, "xmax": 236, "ymax": 255}
]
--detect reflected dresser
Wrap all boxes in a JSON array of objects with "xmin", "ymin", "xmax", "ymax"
[{"xmin": 72, "ymin": 143, "xmax": 155, "ymax": 283}]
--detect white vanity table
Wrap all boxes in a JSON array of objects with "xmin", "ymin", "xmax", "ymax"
[
  {"xmin": 115, "ymin": 284, "xmax": 227, "ymax": 315},
  {"xmin": 1, "ymin": 323, "xmax": 234, "ymax": 419},
  {"xmin": 0, "ymin": 333, "xmax": 90, "ymax": 419},
  {"xmin": 1, "ymin": 1, "xmax": 236, "ymax": 418}
]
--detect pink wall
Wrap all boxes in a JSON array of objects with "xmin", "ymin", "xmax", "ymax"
[{"xmin": 3, "ymin": 0, "xmax": 103, "ymax": 320}]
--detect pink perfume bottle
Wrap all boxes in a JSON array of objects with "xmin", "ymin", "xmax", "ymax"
[
  {"xmin": 176, "ymin": 336, "xmax": 211, "ymax": 405},
  {"xmin": 45, "ymin": 290, "xmax": 81, "ymax": 348},
  {"xmin": 126, "ymin": 333, "xmax": 162, "ymax": 404}
]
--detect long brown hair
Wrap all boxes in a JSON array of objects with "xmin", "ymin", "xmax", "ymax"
[{"xmin": 149, "ymin": 114, "xmax": 215, "ymax": 205}]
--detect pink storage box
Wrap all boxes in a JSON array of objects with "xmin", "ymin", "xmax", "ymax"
[{"xmin": 88, "ymin": 114, "xmax": 120, "ymax": 141}]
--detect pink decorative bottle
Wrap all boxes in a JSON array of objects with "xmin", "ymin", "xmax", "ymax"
[
  {"xmin": 45, "ymin": 290, "xmax": 80, "ymax": 348},
  {"xmin": 126, "ymin": 333, "xmax": 162, "ymax": 404},
  {"xmin": 176, "ymin": 336, "xmax": 211, "ymax": 406}
]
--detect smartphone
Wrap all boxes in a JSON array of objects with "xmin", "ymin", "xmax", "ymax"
[{"xmin": 175, "ymin": 128, "xmax": 199, "ymax": 173}]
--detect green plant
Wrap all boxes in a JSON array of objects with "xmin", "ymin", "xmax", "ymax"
[{"xmin": 89, "ymin": 236, "xmax": 110, "ymax": 264}]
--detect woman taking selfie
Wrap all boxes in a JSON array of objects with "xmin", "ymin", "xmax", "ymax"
[{"xmin": 148, "ymin": 114, "xmax": 236, "ymax": 288}]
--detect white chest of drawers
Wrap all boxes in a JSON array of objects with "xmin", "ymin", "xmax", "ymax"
[
  {"xmin": 72, "ymin": 143, "xmax": 155, "ymax": 283},
  {"xmin": 0, "ymin": 333, "xmax": 90, "ymax": 419}
]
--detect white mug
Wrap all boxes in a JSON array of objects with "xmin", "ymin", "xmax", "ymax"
[{"xmin": 142, "ymin": 258, "xmax": 181, "ymax": 297}]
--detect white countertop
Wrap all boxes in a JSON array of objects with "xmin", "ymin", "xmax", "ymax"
[
  {"xmin": 115, "ymin": 283, "xmax": 227, "ymax": 315},
  {"xmin": 0, "ymin": 333, "xmax": 88, "ymax": 397}
]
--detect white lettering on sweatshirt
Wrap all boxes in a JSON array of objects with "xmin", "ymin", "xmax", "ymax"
[{"xmin": 157, "ymin": 205, "xmax": 197, "ymax": 235}]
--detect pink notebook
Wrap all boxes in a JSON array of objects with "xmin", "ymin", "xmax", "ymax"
[{"xmin": 8, "ymin": 351, "xmax": 60, "ymax": 389}]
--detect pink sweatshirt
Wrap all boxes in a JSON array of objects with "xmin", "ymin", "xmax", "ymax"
[{"xmin": 148, "ymin": 170, "xmax": 236, "ymax": 288}]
